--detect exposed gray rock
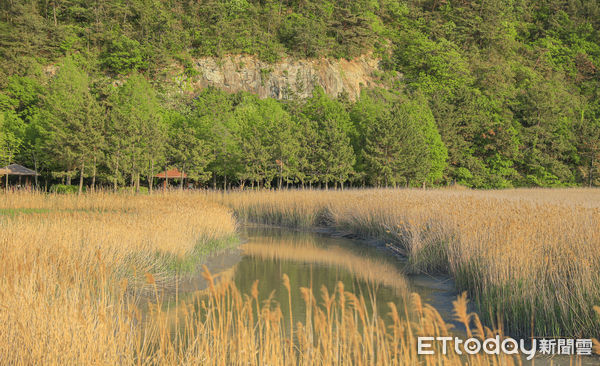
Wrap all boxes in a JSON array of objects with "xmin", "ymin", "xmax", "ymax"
[{"xmin": 184, "ymin": 54, "xmax": 383, "ymax": 100}]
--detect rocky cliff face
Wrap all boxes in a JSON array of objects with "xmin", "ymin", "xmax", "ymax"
[{"xmin": 177, "ymin": 54, "xmax": 383, "ymax": 100}]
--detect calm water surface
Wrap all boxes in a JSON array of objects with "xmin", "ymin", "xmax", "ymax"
[
  {"xmin": 161, "ymin": 226, "xmax": 596, "ymax": 366},
  {"xmin": 177, "ymin": 226, "xmax": 461, "ymax": 328}
]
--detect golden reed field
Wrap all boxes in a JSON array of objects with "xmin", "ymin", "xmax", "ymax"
[
  {"xmin": 217, "ymin": 189, "xmax": 600, "ymax": 339},
  {"xmin": 0, "ymin": 189, "xmax": 599, "ymax": 365}
]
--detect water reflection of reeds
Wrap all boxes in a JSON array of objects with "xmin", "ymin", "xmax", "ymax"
[{"xmin": 241, "ymin": 235, "xmax": 409, "ymax": 297}]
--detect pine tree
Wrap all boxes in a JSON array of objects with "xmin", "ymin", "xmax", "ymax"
[
  {"xmin": 43, "ymin": 57, "xmax": 103, "ymax": 194},
  {"xmin": 404, "ymin": 95, "xmax": 448, "ymax": 185},
  {"xmin": 0, "ymin": 110, "xmax": 24, "ymax": 176},
  {"xmin": 167, "ymin": 110, "xmax": 212, "ymax": 190},
  {"xmin": 193, "ymin": 87, "xmax": 241, "ymax": 190},
  {"xmin": 302, "ymin": 88, "xmax": 355, "ymax": 189},
  {"xmin": 108, "ymin": 73, "xmax": 163, "ymax": 191}
]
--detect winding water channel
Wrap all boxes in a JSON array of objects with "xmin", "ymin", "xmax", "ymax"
[
  {"xmin": 177, "ymin": 226, "xmax": 465, "ymax": 332},
  {"xmin": 164, "ymin": 226, "xmax": 596, "ymax": 365}
]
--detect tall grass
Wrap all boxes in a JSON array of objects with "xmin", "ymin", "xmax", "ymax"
[
  {"xmin": 138, "ymin": 266, "xmax": 523, "ymax": 365},
  {"xmin": 0, "ymin": 191, "xmax": 236, "ymax": 364},
  {"xmin": 1, "ymin": 190, "xmax": 598, "ymax": 364},
  {"xmin": 214, "ymin": 188, "xmax": 600, "ymax": 338}
]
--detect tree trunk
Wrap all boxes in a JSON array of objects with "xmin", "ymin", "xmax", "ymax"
[
  {"xmin": 590, "ymin": 156, "xmax": 594, "ymax": 187},
  {"xmin": 213, "ymin": 172, "xmax": 217, "ymax": 190},
  {"xmin": 66, "ymin": 172, "xmax": 72, "ymax": 186},
  {"xmin": 223, "ymin": 174, "xmax": 227, "ymax": 192},
  {"xmin": 278, "ymin": 165, "xmax": 283, "ymax": 190},
  {"xmin": 114, "ymin": 160, "xmax": 119, "ymax": 191},
  {"xmin": 33, "ymin": 155, "xmax": 39, "ymax": 189},
  {"xmin": 148, "ymin": 160, "xmax": 154, "ymax": 195},
  {"xmin": 135, "ymin": 173, "xmax": 140, "ymax": 193},
  {"xmin": 91, "ymin": 156, "xmax": 97, "ymax": 192},
  {"xmin": 78, "ymin": 161, "xmax": 85, "ymax": 195},
  {"xmin": 180, "ymin": 170, "xmax": 184, "ymax": 190}
]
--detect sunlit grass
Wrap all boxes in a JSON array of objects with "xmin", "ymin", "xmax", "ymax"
[
  {"xmin": 1, "ymin": 190, "xmax": 599, "ymax": 364},
  {"xmin": 214, "ymin": 188, "xmax": 600, "ymax": 338},
  {"xmin": 140, "ymin": 267, "xmax": 523, "ymax": 365},
  {"xmin": 0, "ymin": 191, "xmax": 237, "ymax": 364}
]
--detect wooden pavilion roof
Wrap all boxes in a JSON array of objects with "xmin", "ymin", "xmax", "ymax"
[
  {"xmin": 155, "ymin": 168, "xmax": 187, "ymax": 179},
  {"xmin": 0, "ymin": 164, "xmax": 39, "ymax": 176}
]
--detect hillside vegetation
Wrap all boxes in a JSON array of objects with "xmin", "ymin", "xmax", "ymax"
[{"xmin": 1, "ymin": 0, "xmax": 600, "ymax": 188}]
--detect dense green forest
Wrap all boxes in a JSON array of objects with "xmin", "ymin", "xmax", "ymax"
[{"xmin": 1, "ymin": 0, "xmax": 599, "ymax": 189}]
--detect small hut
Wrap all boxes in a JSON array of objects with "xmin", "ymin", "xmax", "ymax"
[
  {"xmin": 0, "ymin": 164, "xmax": 39, "ymax": 189},
  {"xmin": 155, "ymin": 168, "xmax": 187, "ymax": 190}
]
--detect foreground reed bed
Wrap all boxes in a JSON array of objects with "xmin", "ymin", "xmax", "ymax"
[
  {"xmin": 1, "ymin": 190, "xmax": 597, "ymax": 364},
  {"xmin": 214, "ymin": 188, "xmax": 600, "ymax": 339},
  {"xmin": 141, "ymin": 267, "xmax": 522, "ymax": 365},
  {"xmin": 0, "ymin": 191, "xmax": 236, "ymax": 364}
]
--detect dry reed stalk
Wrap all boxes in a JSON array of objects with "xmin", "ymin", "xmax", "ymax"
[
  {"xmin": 213, "ymin": 188, "xmax": 600, "ymax": 338},
  {"xmin": 1, "ymin": 190, "xmax": 598, "ymax": 364},
  {"xmin": 0, "ymin": 191, "xmax": 236, "ymax": 364}
]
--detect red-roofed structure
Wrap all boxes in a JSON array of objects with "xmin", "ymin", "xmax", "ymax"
[
  {"xmin": 155, "ymin": 168, "xmax": 187, "ymax": 190},
  {"xmin": 155, "ymin": 169, "xmax": 187, "ymax": 179}
]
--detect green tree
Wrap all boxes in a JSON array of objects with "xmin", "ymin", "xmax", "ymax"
[
  {"xmin": 361, "ymin": 99, "xmax": 426, "ymax": 187},
  {"xmin": 192, "ymin": 87, "xmax": 242, "ymax": 189},
  {"xmin": 515, "ymin": 75, "xmax": 578, "ymax": 186},
  {"xmin": 575, "ymin": 104, "xmax": 600, "ymax": 186},
  {"xmin": 43, "ymin": 57, "xmax": 103, "ymax": 194},
  {"xmin": 302, "ymin": 88, "xmax": 355, "ymax": 189},
  {"xmin": 354, "ymin": 90, "xmax": 447, "ymax": 187},
  {"xmin": 259, "ymin": 98, "xmax": 299, "ymax": 189},
  {"xmin": 230, "ymin": 95, "xmax": 300, "ymax": 189},
  {"xmin": 100, "ymin": 34, "xmax": 147, "ymax": 75},
  {"xmin": 406, "ymin": 95, "xmax": 448, "ymax": 185},
  {"xmin": 166, "ymin": 110, "xmax": 212, "ymax": 189},
  {"xmin": 108, "ymin": 73, "xmax": 163, "ymax": 191},
  {"xmin": 0, "ymin": 110, "xmax": 25, "ymax": 188},
  {"xmin": 0, "ymin": 75, "xmax": 45, "ymax": 185},
  {"xmin": 294, "ymin": 115, "xmax": 320, "ymax": 188}
]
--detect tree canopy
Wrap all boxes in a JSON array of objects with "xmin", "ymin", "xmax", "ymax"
[{"xmin": 1, "ymin": 0, "xmax": 600, "ymax": 189}]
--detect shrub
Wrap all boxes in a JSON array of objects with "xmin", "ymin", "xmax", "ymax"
[
  {"xmin": 117, "ymin": 186, "xmax": 149, "ymax": 194},
  {"xmin": 49, "ymin": 184, "xmax": 84, "ymax": 194}
]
